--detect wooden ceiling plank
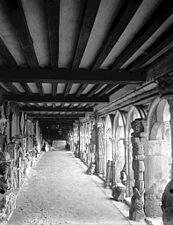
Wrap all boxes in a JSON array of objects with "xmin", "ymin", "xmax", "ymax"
[
  {"xmin": 111, "ymin": 1, "xmax": 173, "ymax": 70},
  {"xmin": 0, "ymin": 38, "xmax": 17, "ymax": 66},
  {"xmin": 75, "ymin": 84, "xmax": 88, "ymax": 97},
  {"xmin": 0, "ymin": 68, "xmax": 145, "ymax": 84},
  {"xmin": 5, "ymin": 93, "xmax": 109, "ymax": 103},
  {"xmin": 45, "ymin": 0, "xmax": 60, "ymax": 67},
  {"xmin": 87, "ymin": 84, "xmax": 103, "ymax": 97},
  {"xmin": 64, "ymin": 83, "xmax": 72, "ymax": 97},
  {"xmin": 72, "ymin": 0, "xmax": 101, "ymax": 69},
  {"xmin": 21, "ymin": 106, "xmax": 93, "ymax": 112},
  {"xmin": 3, "ymin": 0, "xmax": 39, "ymax": 68},
  {"xmin": 92, "ymin": 0, "xmax": 142, "ymax": 70},
  {"xmin": 20, "ymin": 82, "xmax": 32, "ymax": 95}
]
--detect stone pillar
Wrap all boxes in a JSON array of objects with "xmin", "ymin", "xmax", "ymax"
[{"xmin": 129, "ymin": 119, "xmax": 146, "ymax": 222}]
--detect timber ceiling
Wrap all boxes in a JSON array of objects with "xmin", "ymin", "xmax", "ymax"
[{"xmin": 0, "ymin": 0, "xmax": 172, "ymax": 126}]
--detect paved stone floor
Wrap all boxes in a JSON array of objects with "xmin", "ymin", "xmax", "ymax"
[{"xmin": 8, "ymin": 147, "xmax": 145, "ymax": 225}]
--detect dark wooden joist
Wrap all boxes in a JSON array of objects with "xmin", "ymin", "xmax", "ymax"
[
  {"xmin": 52, "ymin": 83, "xmax": 57, "ymax": 97},
  {"xmin": 111, "ymin": 1, "xmax": 173, "ymax": 70},
  {"xmin": 21, "ymin": 106, "xmax": 93, "ymax": 112},
  {"xmin": 28, "ymin": 114, "xmax": 85, "ymax": 118},
  {"xmin": 38, "ymin": 118, "xmax": 78, "ymax": 123},
  {"xmin": 97, "ymin": 84, "xmax": 115, "ymax": 97},
  {"xmin": 91, "ymin": 0, "xmax": 142, "ymax": 70},
  {"xmin": 87, "ymin": 84, "xmax": 103, "ymax": 97},
  {"xmin": 0, "ymin": 85, "xmax": 8, "ymax": 94},
  {"xmin": 45, "ymin": 0, "xmax": 60, "ymax": 67},
  {"xmin": 69, "ymin": 103, "xmax": 75, "ymax": 108},
  {"xmin": 20, "ymin": 83, "xmax": 32, "ymax": 95},
  {"xmin": 3, "ymin": 0, "xmax": 39, "ymax": 68},
  {"xmin": 0, "ymin": 38, "xmax": 17, "ymax": 66},
  {"xmin": 146, "ymin": 47, "xmax": 173, "ymax": 81},
  {"xmin": 61, "ymin": 103, "xmax": 65, "ymax": 108},
  {"xmin": 105, "ymin": 84, "xmax": 125, "ymax": 96},
  {"xmin": 3, "ymin": 83, "xmax": 20, "ymax": 94},
  {"xmin": 129, "ymin": 28, "xmax": 173, "ymax": 70},
  {"xmin": 5, "ymin": 93, "xmax": 109, "ymax": 103},
  {"xmin": 36, "ymin": 82, "xmax": 44, "ymax": 96},
  {"xmin": 72, "ymin": 0, "xmax": 101, "ymax": 69},
  {"xmin": 75, "ymin": 84, "xmax": 88, "ymax": 97},
  {"xmin": 0, "ymin": 68, "xmax": 145, "ymax": 84},
  {"xmin": 64, "ymin": 83, "xmax": 72, "ymax": 97}
]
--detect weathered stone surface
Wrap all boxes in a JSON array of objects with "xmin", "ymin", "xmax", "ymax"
[
  {"xmin": 112, "ymin": 183, "xmax": 126, "ymax": 201},
  {"xmin": 86, "ymin": 162, "xmax": 95, "ymax": 175},
  {"xmin": 129, "ymin": 187, "xmax": 145, "ymax": 222},
  {"xmin": 145, "ymin": 193, "xmax": 162, "ymax": 217}
]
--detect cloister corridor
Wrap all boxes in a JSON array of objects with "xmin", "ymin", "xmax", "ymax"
[{"xmin": 7, "ymin": 143, "xmax": 145, "ymax": 225}]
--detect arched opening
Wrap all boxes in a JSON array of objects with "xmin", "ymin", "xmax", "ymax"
[
  {"xmin": 145, "ymin": 98, "xmax": 172, "ymax": 217},
  {"xmin": 113, "ymin": 111, "xmax": 125, "ymax": 183},
  {"xmin": 104, "ymin": 115, "xmax": 113, "ymax": 178},
  {"xmin": 97, "ymin": 118, "xmax": 105, "ymax": 176}
]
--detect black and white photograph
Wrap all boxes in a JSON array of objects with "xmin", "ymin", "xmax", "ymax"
[{"xmin": 0, "ymin": 0, "xmax": 172, "ymax": 224}]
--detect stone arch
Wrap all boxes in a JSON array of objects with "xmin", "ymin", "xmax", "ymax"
[
  {"xmin": 97, "ymin": 118, "xmax": 105, "ymax": 176},
  {"xmin": 104, "ymin": 115, "xmax": 113, "ymax": 177},
  {"xmin": 145, "ymin": 97, "xmax": 172, "ymax": 217},
  {"xmin": 113, "ymin": 111, "xmax": 126, "ymax": 183},
  {"xmin": 147, "ymin": 97, "xmax": 161, "ymax": 140}
]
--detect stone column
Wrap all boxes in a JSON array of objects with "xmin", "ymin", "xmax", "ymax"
[{"xmin": 129, "ymin": 119, "xmax": 146, "ymax": 222}]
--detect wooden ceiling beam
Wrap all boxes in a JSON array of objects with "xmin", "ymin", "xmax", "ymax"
[
  {"xmin": 5, "ymin": 94, "xmax": 109, "ymax": 103},
  {"xmin": 72, "ymin": 0, "xmax": 101, "ymax": 69},
  {"xmin": 87, "ymin": 84, "xmax": 103, "ymax": 97},
  {"xmin": 38, "ymin": 119, "xmax": 76, "ymax": 124},
  {"xmin": 0, "ymin": 68, "xmax": 145, "ymax": 84},
  {"xmin": 111, "ymin": 1, "xmax": 173, "ymax": 70},
  {"xmin": 21, "ymin": 106, "xmax": 93, "ymax": 112},
  {"xmin": 52, "ymin": 83, "xmax": 57, "ymax": 97},
  {"xmin": 3, "ymin": 0, "xmax": 39, "ymax": 68},
  {"xmin": 129, "ymin": 29, "xmax": 173, "ymax": 70},
  {"xmin": 27, "ymin": 114, "xmax": 85, "ymax": 118},
  {"xmin": 20, "ymin": 82, "xmax": 32, "ymax": 95},
  {"xmin": 76, "ymin": 84, "xmax": 88, "ymax": 97},
  {"xmin": 91, "ymin": 0, "xmax": 142, "ymax": 70},
  {"xmin": 0, "ymin": 38, "xmax": 17, "ymax": 66},
  {"xmin": 36, "ymin": 82, "xmax": 44, "ymax": 96},
  {"xmin": 64, "ymin": 83, "xmax": 72, "ymax": 97},
  {"xmin": 45, "ymin": 0, "xmax": 60, "ymax": 67}
]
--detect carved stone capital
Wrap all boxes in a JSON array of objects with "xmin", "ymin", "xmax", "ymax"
[
  {"xmin": 157, "ymin": 74, "xmax": 173, "ymax": 97},
  {"xmin": 131, "ymin": 119, "xmax": 147, "ymax": 138}
]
